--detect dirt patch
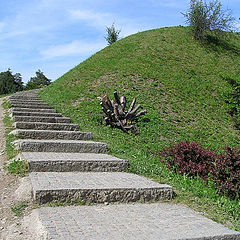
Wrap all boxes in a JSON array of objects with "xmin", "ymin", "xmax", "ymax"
[{"xmin": 0, "ymin": 97, "xmax": 42, "ymax": 240}]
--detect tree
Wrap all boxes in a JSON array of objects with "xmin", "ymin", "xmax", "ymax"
[
  {"xmin": 25, "ymin": 69, "xmax": 51, "ymax": 90},
  {"xmin": 105, "ymin": 23, "xmax": 121, "ymax": 45},
  {"xmin": 182, "ymin": 0, "xmax": 235, "ymax": 40},
  {"xmin": 13, "ymin": 73, "xmax": 24, "ymax": 91},
  {"xmin": 0, "ymin": 69, "xmax": 23, "ymax": 95}
]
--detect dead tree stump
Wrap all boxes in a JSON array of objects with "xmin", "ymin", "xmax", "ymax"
[{"xmin": 100, "ymin": 91, "xmax": 147, "ymax": 132}]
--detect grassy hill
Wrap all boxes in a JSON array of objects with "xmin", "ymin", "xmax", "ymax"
[{"xmin": 39, "ymin": 26, "xmax": 240, "ymax": 230}]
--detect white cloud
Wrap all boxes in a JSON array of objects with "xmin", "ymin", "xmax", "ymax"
[
  {"xmin": 41, "ymin": 40, "xmax": 105, "ymax": 58},
  {"xmin": 69, "ymin": 9, "xmax": 143, "ymax": 37},
  {"xmin": 70, "ymin": 10, "xmax": 111, "ymax": 28}
]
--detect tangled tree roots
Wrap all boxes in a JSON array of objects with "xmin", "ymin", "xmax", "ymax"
[{"xmin": 100, "ymin": 91, "xmax": 147, "ymax": 132}]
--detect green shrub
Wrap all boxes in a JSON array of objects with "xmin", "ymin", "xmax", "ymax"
[
  {"xmin": 104, "ymin": 23, "xmax": 121, "ymax": 45},
  {"xmin": 182, "ymin": 0, "xmax": 234, "ymax": 40}
]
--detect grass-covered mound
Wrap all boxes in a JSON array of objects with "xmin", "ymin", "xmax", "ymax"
[{"xmin": 39, "ymin": 26, "xmax": 240, "ymax": 230}]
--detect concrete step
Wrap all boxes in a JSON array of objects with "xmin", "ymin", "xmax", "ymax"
[
  {"xmin": 14, "ymin": 122, "xmax": 79, "ymax": 131},
  {"xmin": 13, "ymin": 139, "xmax": 107, "ymax": 153},
  {"xmin": 36, "ymin": 204, "xmax": 240, "ymax": 240},
  {"xmin": 10, "ymin": 107, "xmax": 56, "ymax": 113},
  {"xmin": 19, "ymin": 152, "xmax": 128, "ymax": 172},
  {"xmin": 11, "ymin": 111, "xmax": 62, "ymax": 117},
  {"xmin": 10, "ymin": 129, "xmax": 92, "ymax": 140},
  {"xmin": 10, "ymin": 89, "xmax": 41, "ymax": 98},
  {"xmin": 30, "ymin": 172, "xmax": 173, "ymax": 204},
  {"xmin": 10, "ymin": 103, "xmax": 53, "ymax": 109},
  {"xmin": 9, "ymin": 99, "xmax": 44, "ymax": 104},
  {"xmin": 13, "ymin": 116, "xmax": 71, "ymax": 123},
  {"xmin": 9, "ymin": 97, "xmax": 40, "ymax": 101},
  {"xmin": 10, "ymin": 101, "xmax": 45, "ymax": 106}
]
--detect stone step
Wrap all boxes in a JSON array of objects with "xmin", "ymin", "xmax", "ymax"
[
  {"xmin": 14, "ymin": 122, "xmax": 79, "ymax": 131},
  {"xmin": 9, "ymin": 97, "xmax": 40, "ymax": 101},
  {"xmin": 10, "ymin": 129, "xmax": 92, "ymax": 140},
  {"xmin": 10, "ymin": 89, "xmax": 41, "ymax": 98},
  {"xmin": 30, "ymin": 172, "xmax": 173, "ymax": 204},
  {"xmin": 36, "ymin": 204, "xmax": 240, "ymax": 240},
  {"xmin": 11, "ymin": 111, "xmax": 62, "ymax": 117},
  {"xmin": 13, "ymin": 139, "xmax": 107, "ymax": 153},
  {"xmin": 10, "ymin": 101, "xmax": 45, "ymax": 106},
  {"xmin": 10, "ymin": 107, "xmax": 56, "ymax": 113},
  {"xmin": 10, "ymin": 103, "xmax": 53, "ymax": 109},
  {"xmin": 13, "ymin": 116, "xmax": 71, "ymax": 123},
  {"xmin": 19, "ymin": 152, "xmax": 128, "ymax": 172},
  {"xmin": 9, "ymin": 99, "xmax": 44, "ymax": 104}
]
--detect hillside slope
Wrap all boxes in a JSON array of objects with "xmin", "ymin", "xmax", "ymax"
[
  {"xmin": 39, "ymin": 26, "xmax": 240, "ymax": 229},
  {"xmin": 40, "ymin": 26, "xmax": 239, "ymax": 151}
]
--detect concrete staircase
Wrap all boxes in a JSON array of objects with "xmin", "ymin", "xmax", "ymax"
[
  {"xmin": 9, "ymin": 89, "xmax": 173, "ymax": 206},
  {"xmin": 8, "ymin": 89, "xmax": 240, "ymax": 240}
]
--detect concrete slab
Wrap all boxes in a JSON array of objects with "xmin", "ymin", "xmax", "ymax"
[
  {"xmin": 37, "ymin": 203, "xmax": 240, "ymax": 240},
  {"xmin": 13, "ymin": 139, "xmax": 107, "ymax": 153},
  {"xmin": 10, "ymin": 101, "xmax": 48, "ymax": 106},
  {"xmin": 11, "ymin": 111, "xmax": 62, "ymax": 117},
  {"xmin": 10, "ymin": 129, "xmax": 92, "ymax": 140},
  {"xmin": 13, "ymin": 116, "xmax": 71, "ymax": 123},
  {"xmin": 14, "ymin": 122, "xmax": 79, "ymax": 131},
  {"xmin": 9, "ymin": 100, "xmax": 44, "ymax": 104},
  {"xmin": 10, "ymin": 107, "xmax": 56, "ymax": 113},
  {"xmin": 20, "ymin": 152, "xmax": 128, "ymax": 172},
  {"xmin": 9, "ymin": 97, "xmax": 40, "ymax": 100},
  {"xmin": 30, "ymin": 172, "xmax": 173, "ymax": 204},
  {"xmin": 10, "ymin": 103, "xmax": 53, "ymax": 109}
]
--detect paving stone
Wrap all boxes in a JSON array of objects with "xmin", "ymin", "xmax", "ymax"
[
  {"xmin": 13, "ymin": 139, "xmax": 107, "ymax": 153},
  {"xmin": 30, "ymin": 172, "xmax": 173, "ymax": 204},
  {"xmin": 10, "ymin": 103, "xmax": 53, "ymax": 109},
  {"xmin": 13, "ymin": 116, "xmax": 71, "ymax": 123},
  {"xmin": 19, "ymin": 152, "xmax": 128, "ymax": 172},
  {"xmin": 14, "ymin": 122, "xmax": 79, "ymax": 131},
  {"xmin": 11, "ymin": 111, "xmax": 62, "ymax": 117},
  {"xmin": 10, "ymin": 107, "xmax": 56, "ymax": 113},
  {"xmin": 37, "ymin": 203, "xmax": 240, "ymax": 240},
  {"xmin": 10, "ymin": 129, "xmax": 92, "ymax": 140}
]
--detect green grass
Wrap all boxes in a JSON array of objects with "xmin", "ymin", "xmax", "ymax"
[
  {"xmin": 2, "ymin": 100, "xmax": 19, "ymax": 160},
  {"xmin": 11, "ymin": 202, "xmax": 28, "ymax": 217},
  {"xmin": 39, "ymin": 26, "xmax": 240, "ymax": 230},
  {"xmin": 8, "ymin": 159, "xmax": 29, "ymax": 177},
  {"xmin": 2, "ymin": 99, "xmax": 26, "ymax": 177}
]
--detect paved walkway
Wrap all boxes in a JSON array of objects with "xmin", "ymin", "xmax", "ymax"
[{"xmin": 8, "ymin": 89, "xmax": 240, "ymax": 240}]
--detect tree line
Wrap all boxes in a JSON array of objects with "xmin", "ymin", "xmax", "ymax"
[{"xmin": 0, "ymin": 69, "xmax": 51, "ymax": 95}]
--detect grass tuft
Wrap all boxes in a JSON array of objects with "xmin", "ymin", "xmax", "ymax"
[
  {"xmin": 11, "ymin": 202, "xmax": 28, "ymax": 217},
  {"xmin": 8, "ymin": 159, "xmax": 29, "ymax": 177}
]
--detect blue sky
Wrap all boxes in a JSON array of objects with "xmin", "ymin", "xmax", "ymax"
[{"xmin": 0, "ymin": 0, "xmax": 239, "ymax": 83}]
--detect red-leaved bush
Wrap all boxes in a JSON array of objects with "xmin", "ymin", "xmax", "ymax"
[
  {"xmin": 159, "ymin": 141, "xmax": 216, "ymax": 182},
  {"xmin": 160, "ymin": 141, "xmax": 240, "ymax": 199},
  {"xmin": 213, "ymin": 147, "xmax": 240, "ymax": 199}
]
